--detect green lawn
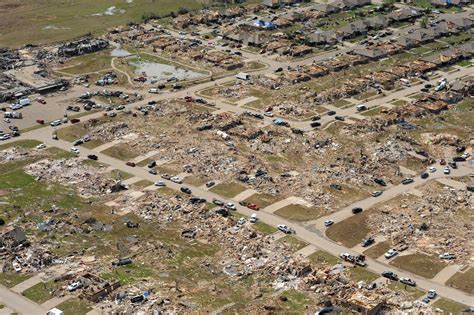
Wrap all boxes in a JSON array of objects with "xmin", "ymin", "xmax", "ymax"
[
  {"xmin": 432, "ymin": 298, "xmax": 469, "ymax": 314},
  {"xmin": 253, "ymin": 221, "xmax": 278, "ymax": 235},
  {"xmin": 101, "ymin": 143, "xmax": 141, "ymax": 161},
  {"xmin": 0, "ymin": 0, "xmax": 207, "ymax": 47},
  {"xmin": 0, "ymin": 139, "xmax": 41, "ymax": 150},
  {"xmin": 244, "ymin": 192, "xmax": 282, "ymax": 209},
  {"xmin": 56, "ymin": 124, "xmax": 89, "ymax": 142},
  {"xmin": 209, "ymin": 182, "xmax": 247, "ymax": 199},
  {"xmin": 277, "ymin": 235, "xmax": 308, "ymax": 253},
  {"xmin": 22, "ymin": 281, "xmax": 58, "ymax": 304},
  {"xmin": 326, "ymin": 210, "xmax": 371, "ymax": 248},
  {"xmin": 390, "ymin": 253, "xmax": 446, "ymax": 279},
  {"xmin": 108, "ymin": 169, "xmax": 134, "ymax": 180},
  {"xmin": 274, "ymin": 204, "xmax": 322, "ymax": 221},
  {"xmin": 346, "ymin": 266, "xmax": 379, "ymax": 283},
  {"xmin": 308, "ymin": 250, "xmax": 340, "ymax": 266},
  {"xmin": 0, "ymin": 273, "xmax": 32, "ymax": 288},
  {"xmin": 388, "ymin": 282, "xmax": 425, "ymax": 300},
  {"xmin": 102, "ymin": 263, "xmax": 156, "ymax": 286},
  {"xmin": 445, "ymin": 268, "xmax": 474, "ymax": 294},
  {"xmin": 361, "ymin": 107, "xmax": 383, "ymax": 117},
  {"xmin": 277, "ymin": 290, "xmax": 312, "ymax": 313},
  {"xmin": 58, "ymin": 49, "xmax": 113, "ymax": 75},
  {"xmin": 56, "ymin": 298, "xmax": 92, "ymax": 315},
  {"xmin": 363, "ymin": 241, "xmax": 390, "ymax": 259},
  {"xmin": 132, "ymin": 179, "xmax": 153, "ymax": 188}
]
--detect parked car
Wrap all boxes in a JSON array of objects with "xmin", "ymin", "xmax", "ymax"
[
  {"xmin": 247, "ymin": 203, "xmax": 259, "ymax": 210},
  {"xmin": 170, "ymin": 176, "xmax": 183, "ymax": 184},
  {"xmin": 327, "ymin": 110, "xmax": 336, "ymax": 116},
  {"xmin": 352, "ymin": 207, "xmax": 363, "ymax": 214},
  {"xmin": 36, "ymin": 119, "xmax": 45, "ymax": 124},
  {"xmin": 215, "ymin": 208, "xmax": 229, "ymax": 217},
  {"xmin": 384, "ymin": 249, "xmax": 398, "ymax": 259},
  {"xmin": 213, "ymin": 198, "xmax": 224, "ymax": 206},
  {"xmin": 402, "ymin": 177, "xmax": 414, "ymax": 185},
  {"xmin": 67, "ymin": 281, "xmax": 82, "ymax": 292},
  {"xmin": 361, "ymin": 237, "xmax": 375, "ymax": 247},
  {"xmin": 161, "ymin": 174, "xmax": 171, "ymax": 180},
  {"xmin": 374, "ymin": 178, "xmax": 387, "ymax": 186},
  {"xmin": 126, "ymin": 161, "xmax": 136, "ymax": 167},
  {"xmin": 70, "ymin": 147, "xmax": 80, "ymax": 155},
  {"xmin": 382, "ymin": 271, "xmax": 398, "ymax": 281},
  {"xmin": 87, "ymin": 154, "xmax": 98, "ymax": 160},
  {"xmin": 180, "ymin": 187, "xmax": 192, "ymax": 194},
  {"xmin": 277, "ymin": 224, "xmax": 292, "ymax": 234},
  {"xmin": 448, "ymin": 161, "xmax": 457, "ymax": 169},
  {"xmin": 249, "ymin": 214, "xmax": 258, "ymax": 223},
  {"xmin": 439, "ymin": 252, "xmax": 456, "ymax": 260},
  {"xmin": 399, "ymin": 277, "xmax": 416, "ymax": 287},
  {"xmin": 428, "ymin": 166, "xmax": 437, "ymax": 173},
  {"xmin": 427, "ymin": 289, "xmax": 437, "ymax": 299},
  {"xmin": 371, "ymin": 191, "xmax": 382, "ymax": 197},
  {"xmin": 148, "ymin": 169, "xmax": 157, "ymax": 175},
  {"xmin": 35, "ymin": 143, "xmax": 46, "ymax": 150},
  {"xmin": 112, "ymin": 258, "xmax": 133, "ymax": 266},
  {"xmin": 71, "ymin": 118, "xmax": 80, "ymax": 124},
  {"xmin": 443, "ymin": 167, "xmax": 450, "ymax": 175},
  {"xmin": 225, "ymin": 202, "xmax": 236, "ymax": 210},
  {"xmin": 420, "ymin": 172, "xmax": 429, "ymax": 179},
  {"xmin": 206, "ymin": 181, "xmax": 215, "ymax": 188},
  {"xmin": 147, "ymin": 160, "xmax": 156, "ymax": 168},
  {"xmin": 324, "ymin": 219, "xmax": 334, "ymax": 227},
  {"xmin": 335, "ymin": 115, "xmax": 345, "ymax": 121}
]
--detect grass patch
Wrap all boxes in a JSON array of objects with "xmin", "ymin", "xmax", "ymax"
[
  {"xmin": 56, "ymin": 298, "xmax": 92, "ymax": 315},
  {"xmin": 183, "ymin": 175, "xmax": 208, "ymax": 187},
  {"xmin": 326, "ymin": 210, "xmax": 371, "ymax": 248},
  {"xmin": 363, "ymin": 241, "xmax": 390, "ymax": 259},
  {"xmin": 432, "ymin": 298, "xmax": 469, "ymax": 314},
  {"xmin": 209, "ymin": 182, "xmax": 247, "ymax": 199},
  {"xmin": 0, "ymin": 139, "xmax": 41, "ymax": 150},
  {"xmin": 101, "ymin": 143, "xmax": 140, "ymax": 161},
  {"xmin": 456, "ymin": 60, "xmax": 472, "ymax": 67},
  {"xmin": 132, "ymin": 179, "xmax": 153, "ymax": 188},
  {"xmin": 277, "ymin": 290, "xmax": 312, "ymax": 313},
  {"xmin": 332, "ymin": 99, "xmax": 352, "ymax": 108},
  {"xmin": 388, "ymin": 282, "xmax": 425, "ymax": 300},
  {"xmin": 156, "ymin": 162, "xmax": 182, "ymax": 175},
  {"xmin": 309, "ymin": 250, "xmax": 340, "ymax": 266},
  {"xmin": 244, "ymin": 192, "xmax": 282, "ymax": 209},
  {"xmin": 391, "ymin": 99, "xmax": 407, "ymax": 106},
  {"xmin": 108, "ymin": 169, "xmax": 133, "ymax": 180},
  {"xmin": 45, "ymin": 147, "xmax": 75, "ymax": 159},
  {"xmin": 22, "ymin": 280, "xmax": 59, "ymax": 304},
  {"xmin": 361, "ymin": 106, "xmax": 383, "ymax": 117},
  {"xmin": 56, "ymin": 123, "xmax": 89, "ymax": 142},
  {"xmin": 346, "ymin": 266, "xmax": 379, "ymax": 283},
  {"xmin": 58, "ymin": 49, "xmax": 113, "ymax": 75},
  {"xmin": 390, "ymin": 253, "xmax": 446, "ymax": 279},
  {"xmin": 253, "ymin": 221, "xmax": 278, "ymax": 235},
  {"xmin": 445, "ymin": 267, "xmax": 474, "ymax": 294},
  {"xmin": 0, "ymin": 273, "xmax": 32, "ymax": 288},
  {"xmin": 102, "ymin": 263, "xmax": 156, "ymax": 286},
  {"xmin": 277, "ymin": 235, "xmax": 308, "ymax": 252},
  {"xmin": 274, "ymin": 204, "xmax": 322, "ymax": 221}
]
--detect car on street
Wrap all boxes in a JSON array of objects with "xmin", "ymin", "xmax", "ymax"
[
  {"xmin": 180, "ymin": 187, "xmax": 192, "ymax": 194},
  {"xmin": 249, "ymin": 214, "xmax": 258, "ymax": 223},
  {"xmin": 36, "ymin": 143, "xmax": 46, "ymax": 149},
  {"xmin": 461, "ymin": 152, "xmax": 470, "ymax": 159},
  {"xmin": 170, "ymin": 176, "xmax": 183, "ymax": 184},
  {"xmin": 443, "ymin": 167, "xmax": 450, "ymax": 175},
  {"xmin": 427, "ymin": 289, "xmax": 437, "ymax": 299},
  {"xmin": 148, "ymin": 169, "xmax": 157, "ymax": 175},
  {"xmin": 399, "ymin": 277, "xmax": 416, "ymax": 287},
  {"xmin": 428, "ymin": 166, "xmax": 437, "ymax": 173},
  {"xmin": 161, "ymin": 174, "xmax": 171, "ymax": 180},
  {"xmin": 225, "ymin": 202, "xmax": 236, "ymax": 210},
  {"xmin": 371, "ymin": 191, "xmax": 382, "ymax": 197},
  {"xmin": 215, "ymin": 208, "xmax": 229, "ymax": 217},
  {"xmin": 448, "ymin": 161, "xmax": 457, "ymax": 169},
  {"xmin": 352, "ymin": 207, "xmax": 363, "ymax": 214},
  {"xmin": 335, "ymin": 115, "xmax": 345, "ymax": 121},
  {"xmin": 327, "ymin": 110, "xmax": 336, "ymax": 116},
  {"xmin": 70, "ymin": 147, "xmax": 80, "ymax": 155},
  {"xmin": 420, "ymin": 172, "xmax": 429, "ymax": 179},
  {"xmin": 147, "ymin": 160, "xmax": 156, "ymax": 168},
  {"xmin": 154, "ymin": 181, "xmax": 166, "ymax": 187},
  {"xmin": 374, "ymin": 178, "xmax": 387, "ymax": 186},
  {"xmin": 50, "ymin": 120, "xmax": 62, "ymax": 127},
  {"xmin": 126, "ymin": 161, "xmax": 136, "ymax": 167},
  {"xmin": 213, "ymin": 198, "xmax": 224, "ymax": 206},
  {"xmin": 87, "ymin": 154, "xmax": 98, "ymax": 160},
  {"xmin": 384, "ymin": 249, "xmax": 398, "ymax": 259},
  {"xmin": 381, "ymin": 271, "xmax": 398, "ymax": 281},
  {"xmin": 277, "ymin": 224, "xmax": 292, "ymax": 234},
  {"xmin": 402, "ymin": 177, "xmax": 414, "ymax": 185},
  {"xmin": 422, "ymin": 297, "xmax": 430, "ymax": 304},
  {"xmin": 324, "ymin": 219, "xmax": 334, "ymax": 227}
]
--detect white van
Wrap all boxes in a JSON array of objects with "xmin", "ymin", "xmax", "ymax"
[
  {"xmin": 148, "ymin": 88, "xmax": 159, "ymax": 94},
  {"xmin": 19, "ymin": 98, "xmax": 31, "ymax": 106},
  {"xmin": 250, "ymin": 213, "xmax": 258, "ymax": 223},
  {"xmin": 236, "ymin": 72, "xmax": 250, "ymax": 81},
  {"xmin": 50, "ymin": 119, "xmax": 62, "ymax": 127},
  {"xmin": 356, "ymin": 104, "xmax": 367, "ymax": 112}
]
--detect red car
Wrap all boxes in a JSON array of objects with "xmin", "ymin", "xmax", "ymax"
[
  {"xmin": 126, "ymin": 161, "xmax": 136, "ymax": 167},
  {"xmin": 247, "ymin": 203, "xmax": 259, "ymax": 211},
  {"xmin": 36, "ymin": 119, "xmax": 45, "ymax": 124},
  {"xmin": 71, "ymin": 118, "xmax": 80, "ymax": 124},
  {"xmin": 440, "ymin": 159, "xmax": 446, "ymax": 165}
]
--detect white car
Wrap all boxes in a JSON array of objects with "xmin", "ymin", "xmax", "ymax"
[
  {"xmin": 154, "ymin": 181, "xmax": 166, "ymax": 187},
  {"xmin": 384, "ymin": 249, "xmax": 398, "ymax": 259},
  {"xmin": 461, "ymin": 152, "xmax": 470, "ymax": 159},
  {"xmin": 443, "ymin": 167, "xmax": 450, "ymax": 175},
  {"xmin": 427, "ymin": 289, "xmax": 437, "ymax": 299},
  {"xmin": 50, "ymin": 120, "xmax": 62, "ymax": 127},
  {"xmin": 237, "ymin": 218, "xmax": 246, "ymax": 226},
  {"xmin": 67, "ymin": 281, "xmax": 82, "ymax": 292},
  {"xmin": 277, "ymin": 224, "xmax": 292, "ymax": 234},
  {"xmin": 324, "ymin": 220, "xmax": 334, "ymax": 227},
  {"xmin": 4, "ymin": 118, "xmax": 11, "ymax": 123},
  {"xmin": 170, "ymin": 176, "xmax": 183, "ymax": 184},
  {"xmin": 225, "ymin": 202, "xmax": 236, "ymax": 210},
  {"xmin": 12, "ymin": 261, "xmax": 22, "ymax": 272},
  {"xmin": 264, "ymin": 111, "xmax": 274, "ymax": 117},
  {"xmin": 0, "ymin": 134, "xmax": 11, "ymax": 141},
  {"xmin": 36, "ymin": 143, "xmax": 46, "ymax": 149},
  {"xmin": 70, "ymin": 147, "xmax": 80, "ymax": 155},
  {"xmin": 249, "ymin": 213, "xmax": 258, "ymax": 223},
  {"xmin": 428, "ymin": 166, "xmax": 436, "ymax": 173},
  {"xmin": 439, "ymin": 252, "xmax": 456, "ymax": 260}
]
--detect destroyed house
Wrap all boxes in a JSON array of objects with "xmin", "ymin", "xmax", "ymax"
[
  {"xmin": 58, "ymin": 38, "xmax": 109, "ymax": 57},
  {"xmin": 414, "ymin": 97, "xmax": 448, "ymax": 114},
  {"xmin": 387, "ymin": 7, "xmax": 422, "ymax": 22},
  {"xmin": 0, "ymin": 226, "xmax": 27, "ymax": 247},
  {"xmin": 347, "ymin": 292, "xmax": 384, "ymax": 315},
  {"xmin": 77, "ymin": 273, "xmax": 121, "ymax": 303},
  {"xmin": 353, "ymin": 47, "xmax": 388, "ymax": 59}
]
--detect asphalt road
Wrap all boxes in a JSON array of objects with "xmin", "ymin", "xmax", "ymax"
[{"xmin": 0, "ymin": 285, "xmax": 47, "ymax": 314}]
